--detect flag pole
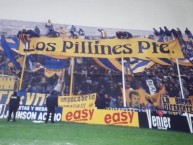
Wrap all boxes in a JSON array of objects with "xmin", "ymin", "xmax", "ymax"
[
  {"xmin": 121, "ymin": 57, "xmax": 126, "ymax": 107},
  {"xmin": 70, "ymin": 57, "xmax": 75, "ymax": 96},
  {"xmin": 18, "ymin": 53, "xmax": 27, "ymax": 90},
  {"xmin": 61, "ymin": 69, "xmax": 65, "ymax": 96},
  {"xmin": 176, "ymin": 58, "xmax": 185, "ymax": 99}
]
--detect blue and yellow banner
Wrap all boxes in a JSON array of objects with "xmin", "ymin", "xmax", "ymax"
[
  {"xmin": 17, "ymin": 37, "xmax": 184, "ymax": 58},
  {"xmin": 0, "ymin": 104, "xmax": 62, "ymax": 121},
  {"xmin": 0, "ymin": 91, "xmax": 47, "ymax": 106},
  {"xmin": 0, "ymin": 91, "xmax": 96, "ymax": 109}
]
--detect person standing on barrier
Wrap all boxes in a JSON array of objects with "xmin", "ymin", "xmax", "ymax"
[
  {"xmin": 98, "ymin": 29, "xmax": 107, "ymax": 39},
  {"xmin": 7, "ymin": 91, "xmax": 20, "ymax": 122},
  {"xmin": 45, "ymin": 90, "xmax": 58, "ymax": 123}
]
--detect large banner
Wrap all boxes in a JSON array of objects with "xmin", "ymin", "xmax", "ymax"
[
  {"xmin": 17, "ymin": 37, "xmax": 183, "ymax": 58},
  {"xmin": 0, "ymin": 90, "xmax": 62, "ymax": 121},
  {"xmin": 0, "ymin": 104, "xmax": 62, "ymax": 121},
  {"xmin": 125, "ymin": 86, "xmax": 166, "ymax": 108},
  {"xmin": 58, "ymin": 93, "xmax": 96, "ymax": 108},
  {"xmin": 62, "ymin": 108, "xmax": 139, "ymax": 127},
  {"xmin": 138, "ymin": 110, "xmax": 193, "ymax": 133},
  {"xmin": 161, "ymin": 96, "xmax": 193, "ymax": 113},
  {"xmin": 0, "ymin": 91, "xmax": 47, "ymax": 106},
  {"xmin": 125, "ymin": 87, "xmax": 193, "ymax": 113},
  {"xmin": 0, "ymin": 91, "xmax": 96, "ymax": 108}
]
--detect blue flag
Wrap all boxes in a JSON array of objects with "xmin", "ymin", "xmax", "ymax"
[{"xmin": 1, "ymin": 35, "xmax": 22, "ymax": 70}]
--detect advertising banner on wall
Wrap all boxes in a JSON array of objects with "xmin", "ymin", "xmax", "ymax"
[
  {"xmin": 62, "ymin": 108, "xmax": 139, "ymax": 127},
  {"xmin": 0, "ymin": 104, "xmax": 62, "ymax": 121},
  {"xmin": 138, "ymin": 110, "xmax": 192, "ymax": 133},
  {"xmin": 58, "ymin": 93, "xmax": 96, "ymax": 108},
  {"xmin": 182, "ymin": 112, "xmax": 193, "ymax": 133}
]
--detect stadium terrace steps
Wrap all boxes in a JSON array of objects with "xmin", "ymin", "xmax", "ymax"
[{"xmin": 0, "ymin": 19, "xmax": 151, "ymax": 37}]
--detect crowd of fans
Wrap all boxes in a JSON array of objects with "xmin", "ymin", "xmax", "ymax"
[{"xmin": 1, "ymin": 20, "xmax": 193, "ymax": 110}]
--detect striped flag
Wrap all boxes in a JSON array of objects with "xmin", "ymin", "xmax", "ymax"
[{"xmin": 1, "ymin": 35, "xmax": 22, "ymax": 70}]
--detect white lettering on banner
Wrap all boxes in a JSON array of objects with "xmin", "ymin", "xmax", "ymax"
[
  {"xmin": 37, "ymin": 112, "xmax": 47, "ymax": 120},
  {"xmin": 35, "ymin": 106, "xmax": 47, "ymax": 111},
  {"xmin": 146, "ymin": 109, "xmax": 171, "ymax": 130},
  {"xmin": 16, "ymin": 111, "xmax": 37, "ymax": 120},
  {"xmin": 152, "ymin": 116, "xmax": 171, "ymax": 129},
  {"xmin": 182, "ymin": 112, "xmax": 193, "ymax": 133},
  {"xmin": 31, "ymin": 106, "xmax": 35, "ymax": 111},
  {"xmin": 18, "ymin": 106, "xmax": 47, "ymax": 111},
  {"xmin": 55, "ymin": 114, "xmax": 61, "ymax": 121},
  {"xmin": 146, "ymin": 109, "xmax": 152, "ymax": 129},
  {"xmin": 146, "ymin": 79, "xmax": 156, "ymax": 95},
  {"xmin": 0, "ymin": 104, "xmax": 8, "ymax": 118},
  {"xmin": 0, "ymin": 104, "xmax": 5, "ymax": 118},
  {"xmin": 0, "ymin": 104, "xmax": 61, "ymax": 121},
  {"xmin": 18, "ymin": 106, "xmax": 30, "ymax": 111},
  {"xmin": 37, "ymin": 112, "xmax": 61, "ymax": 121}
]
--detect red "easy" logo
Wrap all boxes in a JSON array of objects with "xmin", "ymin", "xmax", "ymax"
[
  {"xmin": 104, "ymin": 112, "xmax": 134, "ymax": 125},
  {"xmin": 65, "ymin": 109, "xmax": 94, "ymax": 122}
]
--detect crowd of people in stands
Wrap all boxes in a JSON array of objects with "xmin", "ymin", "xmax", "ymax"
[{"xmin": 1, "ymin": 20, "xmax": 193, "ymax": 110}]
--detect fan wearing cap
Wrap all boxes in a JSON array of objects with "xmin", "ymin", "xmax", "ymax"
[
  {"xmin": 7, "ymin": 91, "xmax": 20, "ymax": 122},
  {"xmin": 45, "ymin": 90, "xmax": 58, "ymax": 123}
]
